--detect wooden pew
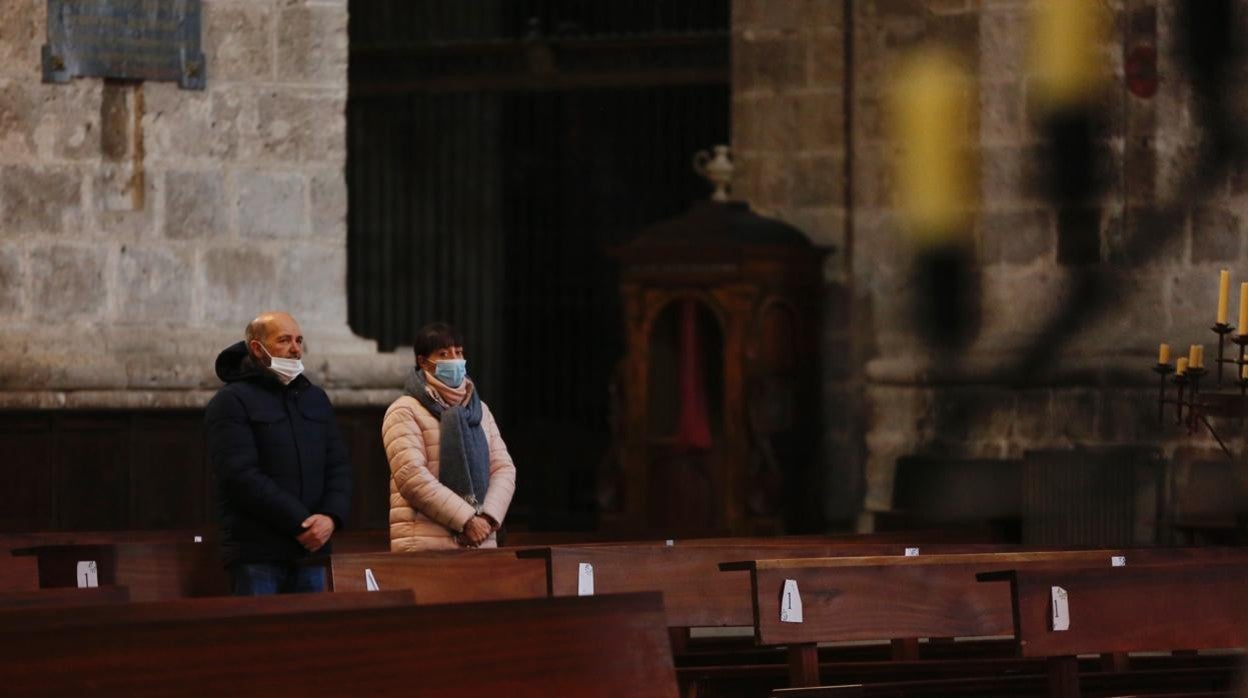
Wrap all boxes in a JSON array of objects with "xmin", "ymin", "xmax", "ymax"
[
  {"xmin": 0, "ymin": 530, "xmax": 209, "ymax": 593},
  {"xmin": 322, "ymin": 535, "xmax": 905, "ymax": 601},
  {"xmin": 979, "ymin": 562, "xmax": 1248, "ymax": 698},
  {"xmin": 13, "ymin": 542, "xmax": 230, "ymax": 600},
  {"xmin": 518, "ymin": 540, "xmax": 1041, "ymax": 696},
  {"xmin": 0, "ymin": 586, "xmax": 130, "ymax": 610},
  {"xmin": 723, "ymin": 549, "xmax": 1248, "ymax": 688},
  {"xmin": 0, "ymin": 589, "xmax": 414, "ymax": 632},
  {"xmin": 522, "ymin": 543, "xmax": 1023, "ymax": 629},
  {"xmin": 321, "ymin": 549, "xmax": 549, "ymax": 602},
  {"xmin": 0, "ymin": 591, "xmax": 679, "ymax": 697}
]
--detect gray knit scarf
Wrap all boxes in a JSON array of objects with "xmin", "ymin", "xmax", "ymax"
[{"xmin": 404, "ymin": 368, "xmax": 490, "ymax": 512}]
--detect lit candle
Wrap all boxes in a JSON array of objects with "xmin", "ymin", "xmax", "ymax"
[
  {"xmin": 891, "ymin": 48, "xmax": 976, "ymax": 246},
  {"xmin": 1241, "ymin": 363, "xmax": 1248, "ymax": 381},
  {"xmin": 1176, "ymin": 357, "xmax": 1188, "ymax": 375},
  {"xmin": 1189, "ymin": 345, "xmax": 1200, "ymax": 369},
  {"xmin": 1158, "ymin": 343, "xmax": 1170, "ymax": 365},
  {"xmin": 1239, "ymin": 283, "xmax": 1248, "ymax": 336},
  {"xmin": 1218, "ymin": 269, "xmax": 1231, "ymax": 325}
]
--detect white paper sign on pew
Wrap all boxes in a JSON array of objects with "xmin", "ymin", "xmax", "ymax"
[
  {"xmin": 1050, "ymin": 586, "xmax": 1070, "ymax": 631},
  {"xmin": 1111, "ymin": 556, "xmax": 1126, "ymax": 567},
  {"xmin": 365, "ymin": 568, "xmax": 380, "ymax": 591},
  {"xmin": 904, "ymin": 547, "xmax": 920, "ymax": 557},
  {"xmin": 76, "ymin": 560, "xmax": 98, "ymax": 588},
  {"xmin": 578, "ymin": 563, "xmax": 594, "ymax": 596},
  {"xmin": 780, "ymin": 579, "xmax": 803, "ymax": 623}
]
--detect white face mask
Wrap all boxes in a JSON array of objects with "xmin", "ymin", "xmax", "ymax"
[{"xmin": 256, "ymin": 341, "xmax": 304, "ymax": 385}]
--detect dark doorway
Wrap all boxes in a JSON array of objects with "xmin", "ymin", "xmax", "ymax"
[{"xmin": 347, "ymin": 1, "xmax": 730, "ymax": 529}]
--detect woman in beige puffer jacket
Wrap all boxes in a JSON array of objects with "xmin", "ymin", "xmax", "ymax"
[{"xmin": 383, "ymin": 324, "xmax": 516, "ymax": 551}]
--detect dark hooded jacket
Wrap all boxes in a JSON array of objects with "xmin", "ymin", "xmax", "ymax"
[{"xmin": 204, "ymin": 341, "xmax": 352, "ymax": 566}]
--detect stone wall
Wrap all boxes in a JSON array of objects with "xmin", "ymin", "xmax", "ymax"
[
  {"xmin": 0, "ymin": 0, "xmax": 405, "ymax": 408},
  {"xmin": 732, "ymin": 0, "xmax": 861, "ymax": 522},
  {"xmin": 733, "ymin": 0, "xmax": 1243, "ymax": 527}
]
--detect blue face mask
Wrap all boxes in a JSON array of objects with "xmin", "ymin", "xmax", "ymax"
[{"xmin": 432, "ymin": 359, "xmax": 467, "ymax": 388}]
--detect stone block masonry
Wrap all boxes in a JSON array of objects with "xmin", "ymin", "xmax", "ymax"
[{"xmin": 0, "ymin": 0, "xmax": 406, "ymax": 408}]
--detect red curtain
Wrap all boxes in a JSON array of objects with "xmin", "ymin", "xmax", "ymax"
[{"xmin": 673, "ymin": 299, "xmax": 713, "ymax": 451}]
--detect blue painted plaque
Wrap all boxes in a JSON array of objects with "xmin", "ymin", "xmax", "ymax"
[{"xmin": 42, "ymin": 0, "xmax": 205, "ymax": 90}]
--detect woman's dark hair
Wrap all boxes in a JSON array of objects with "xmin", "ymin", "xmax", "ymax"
[{"xmin": 412, "ymin": 322, "xmax": 464, "ymax": 361}]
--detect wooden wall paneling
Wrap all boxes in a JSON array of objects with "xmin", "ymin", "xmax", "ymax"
[
  {"xmin": 129, "ymin": 412, "xmax": 208, "ymax": 530},
  {"xmin": 51, "ymin": 414, "xmax": 131, "ymax": 531},
  {"xmin": 0, "ymin": 407, "xmax": 389, "ymax": 535},
  {"xmin": 339, "ymin": 409, "xmax": 390, "ymax": 530},
  {"xmin": 0, "ymin": 414, "xmax": 54, "ymax": 531}
]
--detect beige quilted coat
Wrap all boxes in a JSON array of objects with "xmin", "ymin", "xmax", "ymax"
[{"xmin": 383, "ymin": 394, "xmax": 516, "ymax": 551}]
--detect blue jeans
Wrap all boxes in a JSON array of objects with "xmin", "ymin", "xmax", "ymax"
[{"xmin": 229, "ymin": 562, "xmax": 326, "ymax": 596}]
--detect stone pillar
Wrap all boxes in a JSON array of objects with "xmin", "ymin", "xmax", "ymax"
[
  {"xmin": 0, "ymin": 0, "xmax": 406, "ymax": 408},
  {"xmin": 731, "ymin": 0, "xmax": 860, "ymax": 524}
]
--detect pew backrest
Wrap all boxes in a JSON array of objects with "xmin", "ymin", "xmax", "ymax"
[
  {"xmin": 14, "ymin": 542, "xmax": 229, "ymax": 600},
  {"xmin": 731, "ymin": 549, "xmax": 1248, "ymax": 647},
  {"xmin": 978, "ymin": 562, "xmax": 1248, "ymax": 657},
  {"xmin": 324, "ymin": 548, "xmax": 548, "ymax": 602},
  {"xmin": 0, "ymin": 591, "xmax": 678, "ymax": 698},
  {"xmin": 526, "ymin": 543, "xmax": 1058, "ymax": 627}
]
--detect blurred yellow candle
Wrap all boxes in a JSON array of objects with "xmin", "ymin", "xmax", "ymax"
[
  {"xmin": 1176, "ymin": 357, "xmax": 1188, "ymax": 375},
  {"xmin": 1158, "ymin": 343, "xmax": 1170, "ymax": 365},
  {"xmin": 1218, "ymin": 270, "xmax": 1231, "ymax": 324},
  {"xmin": 1241, "ymin": 363, "xmax": 1248, "ymax": 380},
  {"xmin": 1029, "ymin": 0, "xmax": 1109, "ymax": 111},
  {"xmin": 1239, "ymin": 283, "xmax": 1248, "ymax": 335},
  {"xmin": 1189, "ymin": 344, "xmax": 1202, "ymax": 369},
  {"xmin": 891, "ymin": 47, "xmax": 976, "ymax": 245}
]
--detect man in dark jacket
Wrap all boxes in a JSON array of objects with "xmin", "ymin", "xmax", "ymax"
[{"xmin": 205, "ymin": 311, "xmax": 352, "ymax": 595}]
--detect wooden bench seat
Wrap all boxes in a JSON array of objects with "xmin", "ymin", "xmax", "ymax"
[{"xmin": 0, "ymin": 591, "xmax": 678, "ymax": 697}]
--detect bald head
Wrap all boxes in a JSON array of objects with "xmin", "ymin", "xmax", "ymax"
[{"xmin": 245, "ymin": 311, "xmax": 304, "ymax": 364}]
